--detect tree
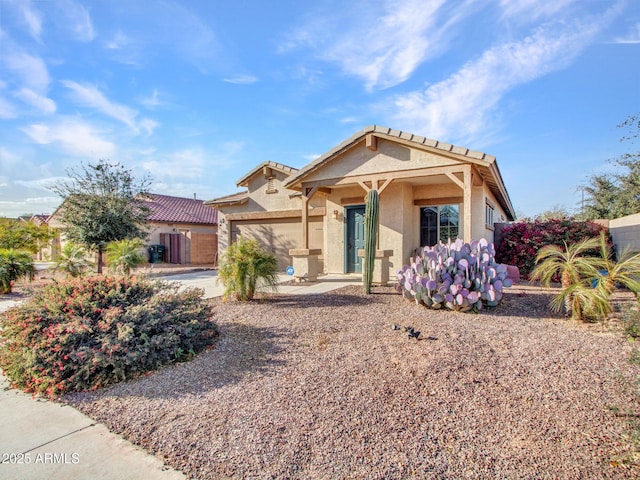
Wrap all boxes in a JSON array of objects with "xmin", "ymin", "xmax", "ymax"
[
  {"xmin": 217, "ymin": 237, "xmax": 278, "ymax": 301},
  {"xmin": 106, "ymin": 238, "xmax": 147, "ymax": 275},
  {"xmin": 51, "ymin": 160, "xmax": 151, "ymax": 274},
  {"xmin": 0, "ymin": 249, "xmax": 36, "ymax": 293},
  {"xmin": 582, "ymin": 113, "xmax": 640, "ymax": 219},
  {"xmin": 533, "ymin": 204, "xmax": 571, "ymax": 221},
  {"xmin": 0, "ymin": 218, "xmax": 55, "ymax": 254}
]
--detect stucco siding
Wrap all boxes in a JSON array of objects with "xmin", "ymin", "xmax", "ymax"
[
  {"xmin": 231, "ymin": 217, "xmax": 324, "ymax": 271},
  {"xmin": 302, "ymin": 138, "xmax": 462, "ymax": 183},
  {"xmin": 610, "ymin": 213, "xmax": 640, "ymax": 256}
]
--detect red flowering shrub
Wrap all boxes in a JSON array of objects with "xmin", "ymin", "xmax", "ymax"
[
  {"xmin": 0, "ymin": 276, "xmax": 217, "ymax": 398},
  {"xmin": 495, "ymin": 219, "xmax": 609, "ymax": 279}
]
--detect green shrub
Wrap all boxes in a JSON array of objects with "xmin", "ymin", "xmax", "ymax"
[
  {"xmin": 218, "ymin": 237, "xmax": 278, "ymax": 301},
  {"xmin": 0, "ymin": 276, "xmax": 217, "ymax": 398},
  {"xmin": 54, "ymin": 242, "xmax": 94, "ymax": 277},
  {"xmin": 0, "ymin": 249, "xmax": 36, "ymax": 293},
  {"xmin": 496, "ymin": 219, "xmax": 608, "ymax": 279},
  {"xmin": 105, "ymin": 238, "xmax": 147, "ymax": 275}
]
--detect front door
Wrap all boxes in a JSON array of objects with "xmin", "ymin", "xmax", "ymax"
[{"xmin": 345, "ymin": 205, "xmax": 366, "ymax": 273}]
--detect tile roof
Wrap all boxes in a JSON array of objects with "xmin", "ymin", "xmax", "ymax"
[
  {"xmin": 204, "ymin": 191, "xmax": 249, "ymax": 206},
  {"xmin": 236, "ymin": 160, "xmax": 298, "ymax": 187},
  {"xmin": 284, "ymin": 125, "xmax": 515, "ymax": 221},
  {"xmin": 146, "ymin": 194, "xmax": 218, "ymax": 225}
]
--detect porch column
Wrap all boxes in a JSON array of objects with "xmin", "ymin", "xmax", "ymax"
[
  {"xmin": 463, "ymin": 166, "xmax": 472, "ymax": 242},
  {"xmin": 301, "ymin": 186, "xmax": 317, "ymax": 249},
  {"xmin": 289, "ymin": 185, "xmax": 320, "ymax": 282}
]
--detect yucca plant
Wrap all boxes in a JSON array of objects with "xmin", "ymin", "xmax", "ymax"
[
  {"xmin": 54, "ymin": 242, "xmax": 94, "ymax": 277},
  {"xmin": 530, "ymin": 237, "xmax": 604, "ymax": 320},
  {"xmin": 0, "ymin": 249, "xmax": 36, "ymax": 293},
  {"xmin": 105, "ymin": 238, "xmax": 147, "ymax": 276},
  {"xmin": 218, "ymin": 237, "xmax": 278, "ymax": 301}
]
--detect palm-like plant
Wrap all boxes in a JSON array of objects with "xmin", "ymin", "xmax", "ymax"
[
  {"xmin": 0, "ymin": 249, "xmax": 36, "ymax": 293},
  {"xmin": 54, "ymin": 242, "xmax": 94, "ymax": 278},
  {"xmin": 105, "ymin": 238, "xmax": 147, "ymax": 276},
  {"xmin": 530, "ymin": 237, "xmax": 605, "ymax": 320},
  {"xmin": 218, "ymin": 237, "xmax": 278, "ymax": 301},
  {"xmin": 594, "ymin": 232, "xmax": 640, "ymax": 296}
]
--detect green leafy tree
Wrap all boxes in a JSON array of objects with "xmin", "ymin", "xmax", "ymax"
[
  {"xmin": 583, "ymin": 113, "xmax": 640, "ymax": 219},
  {"xmin": 51, "ymin": 160, "xmax": 151, "ymax": 274},
  {"xmin": 0, "ymin": 249, "xmax": 36, "ymax": 293},
  {"xmin": 0, "ymin": 218, "xmax": 55, "ymax": 254},
  {"xmin": 54, "ymin": 242, "xmax": 94, "ymax": 278},
  {"xmin": 106, "ymin": 238, "xmax": 147, "ymax": 276},
  {"xmin": 218, "ymin": 237, "xmax": 278, "ymax": 301}
]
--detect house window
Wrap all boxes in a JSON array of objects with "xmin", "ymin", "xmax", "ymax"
[
  {"xmin": 485, "ymin": 202, "xmax": 494, "ymax": 228},
  {"xmin": 420, "ymin": 205, "xmax": 459, "ymax": 246}
]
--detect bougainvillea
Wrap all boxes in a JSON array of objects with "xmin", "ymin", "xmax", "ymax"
[
  {"xmin": 495, "ymin": 219, "xmax": 608, "ymax": 279},
  {"xmin": 0, "ymin": 276, "xmax": 217, "ymax": 398},
  {"xmin": 396, "ymin": 238, "xmax": 512, "ymax": 312}
]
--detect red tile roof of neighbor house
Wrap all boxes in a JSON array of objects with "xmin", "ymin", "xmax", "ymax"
[{"xmin": 146, "ymin": 194, "xmax": 218, "ymax": 225}]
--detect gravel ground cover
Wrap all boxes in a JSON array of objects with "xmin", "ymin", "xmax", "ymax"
[{"xmin": 65, "ymin": 284, "xmax": 640, "ymax": 479}]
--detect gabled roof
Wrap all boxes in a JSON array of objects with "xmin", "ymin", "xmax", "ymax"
[
  {"xmin": 30, "ymin": 214, "xmax": 51, "ymax": 225},
  {"xmin": 204, "ymin": 191, "xmax": 249, "ymax": 207},
  {"xmin": 236, "ymin": 161, "xmax": 298, "ymax": 187},
  {"xmin": 146, "ymin": 194, "xmax": 218, "ymax": 225},
  {"xmin": 284, "ymin": 125, "xmax": 516, "ymax": 221}
]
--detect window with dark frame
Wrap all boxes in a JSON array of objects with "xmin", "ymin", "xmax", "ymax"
[
  {"xmin": 485, "ymin": 202, "xmax": 494, "ymax": 227},
  {"xmin": 420, "ymin": 205, "xmax": 459, "ymax": 246}
]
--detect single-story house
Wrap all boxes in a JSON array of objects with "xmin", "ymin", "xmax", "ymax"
[
  {"xmin": 146, "ymin": 194, "xmax": 218, "ymax": 265},
  {"xmin": 206, "ymin": 125, "xmax": 516, "ymax": 282},
  {"xmin": 48, "ymin": 193, "xmax": 219, "ymax": 265}
]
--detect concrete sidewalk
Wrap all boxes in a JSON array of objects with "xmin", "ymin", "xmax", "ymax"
[
  {"xmin": 0, "ymin": 272, "xmax": 361, "ymax": 480},
  {"xmin": 165, "ymin": 270, "xmax": 362, "ymax": 298}
]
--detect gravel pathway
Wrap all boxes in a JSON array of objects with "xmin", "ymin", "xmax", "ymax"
[{"xmin": 65, "ymin": 285, "xmax": 640, "ymax": 479}]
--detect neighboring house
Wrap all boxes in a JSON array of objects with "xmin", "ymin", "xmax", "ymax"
[
  {"xmin": 206, "ymin": 126, "xmax": 516, "ymax": 282},
  {"xmin": 48, "ymin": 193, "xmax": 218, "ymax": 266},
  {"xmin": 146, "ymin": 194, "xmax": 218, "ymax": 265}
]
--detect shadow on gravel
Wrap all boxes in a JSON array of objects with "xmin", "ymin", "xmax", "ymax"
[
  {"xmin": 262, "ymin": 293, "xmax": 383, "ymax": 309},
  {"xmin": 66, "ymin": 323, "xmax": 292, "ymax": 402},
  {"xmin": 480, "ymin": 289, "xmax": 565, "ymax": 319}
]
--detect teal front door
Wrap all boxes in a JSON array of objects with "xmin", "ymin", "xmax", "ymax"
[{"xmin": 345, "ymin": 205, "xmax": 366, "ymax": 273}]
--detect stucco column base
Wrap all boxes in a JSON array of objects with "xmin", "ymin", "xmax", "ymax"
[
  {"xmin": 358, "ymin": 249, "xmax": 393, "ymax": 286},
  {"xmin": 289, "ymin": 249, "xmax": 322, "ymax": 282}
]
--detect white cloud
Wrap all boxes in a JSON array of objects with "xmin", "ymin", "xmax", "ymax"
[
  {"xmin": 223, "ymin": 75, "xmax": 259, "ymax": 85},
  {"xmin": 4, "ymin": 52, "xmax": 50, "ymax": 93},
  {"xmin": 57, "ymin": 0, "xmax": 95, "ymax": 42},
  {"xmin": 0, "ymin": 146, "xmax": 21, "ymax": 168},
  {"xmin": 142, "ymin": 149, "xmax": 206, "ymax": 179},
  {"xmin": 614, "ymin": 22, "xmax": 640, "ymax": 44},
  {"xmin": 143, "ymin": 142, "xmax": 244, "ymax": 181},
  {"xmin": 139, "ymin": 118, "xmax": 159, "ymax": 136},
  {"xmin": 497, "ymin": 0, "xmax": 578, "ymax": 21},
  {"xmin": 10, "ymin": 0, "xmax": 43, "ymax": 40},
  {"xmin": 280, "ymin": 0, "xmax": 476, "ymax": 91},
  {"xmin": 302, "ymin": 153, "xmax": 321, "ymax": 162},
  {"xmin": 0, "ymin": 96, "xmax": 18, "ymax": 119},
  {"xmin": 383, "ymin": 16, "xmax": 609, "ymax": 145},
  {"xmin": 14, "ymin": 88, "xmax": 56, "ymax": 114},
  {"xmin": 62, "ymin": 80, "xmax": 156, "ymax": 135},
  {"xmin": 22, "ymin": 118, "xmax": 116, "ymax": 158}
]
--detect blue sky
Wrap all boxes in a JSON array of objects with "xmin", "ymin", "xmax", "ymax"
[{"xmin": 0, "ymin": 0, "xmax": 638, "ymax": 219}]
